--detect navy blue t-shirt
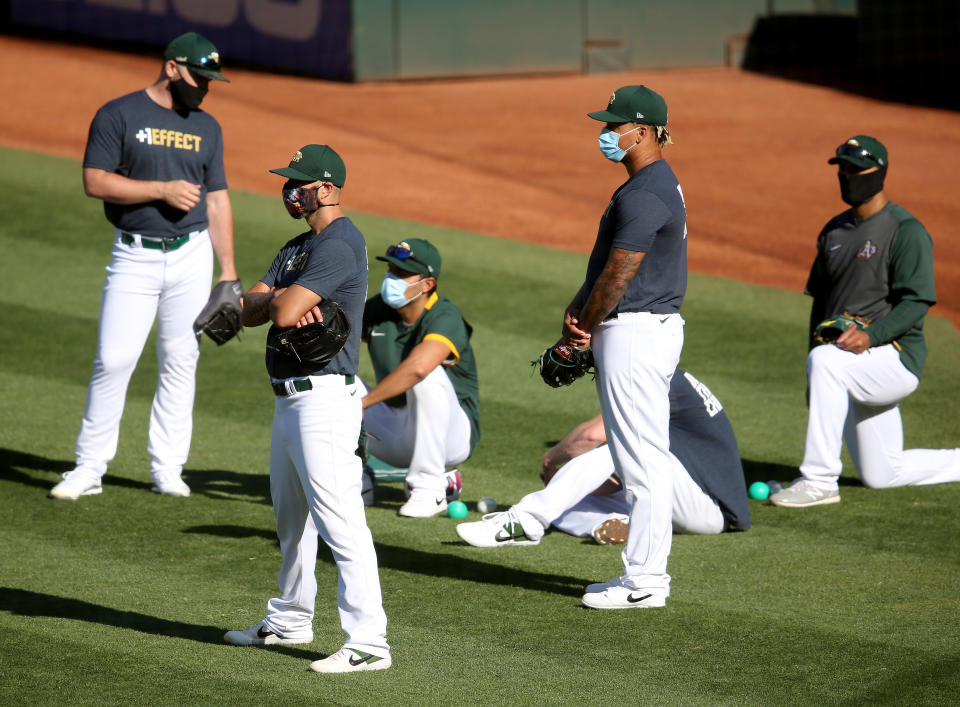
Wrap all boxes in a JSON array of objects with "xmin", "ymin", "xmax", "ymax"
[
  {"xmin": 669, "ymin": 369, "xmax": 750, "ymax": 531},
  {"xmin": 83, "ymin": 90, "xmax": 227, "ymax": 238},
  {"xmin": 583, "ymin": 159, "xmax": 687, "ymax": 314},
  {"xmin": 260, "ymin": 218, "xmax": 368, "ymax": 379}
]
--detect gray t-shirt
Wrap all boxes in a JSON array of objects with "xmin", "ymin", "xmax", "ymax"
[
  {"xmin": 583, "ymin": 159, "xmax": 687, "ymax": 314},
  {"xmin": 260, "ymin": 217, "xmax": 368, "ymax": 379},
  {"xmin": 83, "ymin": 90, "xmax": 227, "ymax": 238}
]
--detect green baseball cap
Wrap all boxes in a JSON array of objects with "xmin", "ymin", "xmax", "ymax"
[
  {"xmin": 587, "ymin": 85, "xmax": 668, "ymax": 126},
  {"xmin": 164, "ymin": 32, "xmax": 229, "ymax": 82},
  {"xmin": 376, "ymin": 238, "xmax": 441, "ymax": 278},
  {"xmin": 828, "ymin": 135, "xmax": 888, "ymax": 170},
  {"xmin": 269, "ymin": 145, "xmax": 347, "ymax": 187}
]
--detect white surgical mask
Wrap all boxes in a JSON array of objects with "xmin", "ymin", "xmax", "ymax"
[
  {"xmin": 380, "ymin": 272, "xmax": 425, "ymax": 309},
  {"xmin": 598, "ymin": 126, "xmax": 641, "ymax": 162}
]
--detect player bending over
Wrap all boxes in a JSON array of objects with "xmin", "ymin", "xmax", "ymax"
[{"xmin": 457, "ymin": 369, "xmax": 750, "ymax": 547}]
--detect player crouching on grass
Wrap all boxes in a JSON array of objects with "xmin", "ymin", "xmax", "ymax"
[
  {"xmin": 222, "ymin": 145, "xmax": 390, "ymax": 674},
  {"xmin": 360, "ymin": 239, "xmax": 481, "ymax": 517},
  {"xmin": 457, "ymin": 369, "xmax": 750, "ymax": 547},
  {"xmin": 770, "ymin": 136, "xmax": 960, "ymax": 508}
]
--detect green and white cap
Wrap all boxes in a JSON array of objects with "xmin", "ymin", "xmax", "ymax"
[
  {"xmin": 828, "ymin": 135, "xmax": 888, "ymax": 170},
  {"xmin": 376, "ymin": 238, "xmax": 441, "ymax": 277},
  {"xmin": 270, "ymin": 145, "xmax": 346, "ymax": 187},
  {"xmin": 587, "ymin": 85, "xmax": 668, "ymax": 126},
  {"xmin": 163, "ymin": 32, "xmax": 229, "ymax": 82}
]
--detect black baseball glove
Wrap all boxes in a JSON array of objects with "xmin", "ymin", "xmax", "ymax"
[
  {"xmin": 271, "ymin": 299, "xmax": 351, "ymax": 369},
  {"xmin": 533, "ymin": 338, "xmax": 596, "ymax": 388},
  {"xmin": 812, "ymin": 312, "xmax": 871, "ymax": 346},
  {"xmin": 194, "ymin": 279, "xmax": 243, "ymax": 345}
]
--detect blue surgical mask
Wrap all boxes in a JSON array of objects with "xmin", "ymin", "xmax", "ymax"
[
  {"xmin": 598, "ymin": 126, "xmax": 641, "ymax": 162},
  {"xmin": 380, "ymin": 272, "xmax": 425, "ymax": 309}
]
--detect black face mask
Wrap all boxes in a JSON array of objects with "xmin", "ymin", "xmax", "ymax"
[
  {"xmin": 169, "ymin": 77, "xmax": 207, "ymax": 111},
  {"xmin": 838, "ymin": 168, "xmax": 885, "ymax": 207}
]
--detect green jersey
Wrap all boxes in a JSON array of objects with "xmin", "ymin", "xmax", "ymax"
[
  {"xmin": 806, "ymin": 202, "xmax": 937, "ymax": 378},
  {"xmin": 362, "ymin": 292, "xmax": 481, "ymax": 454}
]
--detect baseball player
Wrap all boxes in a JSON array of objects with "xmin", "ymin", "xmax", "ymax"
[
  {"xmin": 561, "ymin": 85, "xmax": 687, "ymax": 609},
  {"xmin": 361, "ymin": 239, "xmax": 480, "ymax": 517},
  {"xmin": 457, "ymin": 369, "xmax": 750, "ymax": 547},
  {"xmin": 770, "ymin": 136, "xmax": 960, "ymax": 508},
  {"xmin": 51, "ymin": 33, "xmax": 238, "ymax": 500},
  {"xmin": 223, "ymin": 145, "xmax": 390, "ymax": 674}
]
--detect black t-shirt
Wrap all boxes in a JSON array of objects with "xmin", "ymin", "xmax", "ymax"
[
  {"xmin": 260, "ymin": 218, "xmax": 368, "ymax": 379},
  {"xmin": 583, "ymin": 159, "xmax": 688, "ymax": 315},
  {"xmin": 669, "ymin": 369, "xmax": 750, "ymax": 531},
  {"xmin": 83, "ymin": 90, "xmax": 227, "ymax": 237}
]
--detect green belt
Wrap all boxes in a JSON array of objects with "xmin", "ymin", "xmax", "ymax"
[
  {"xmin": 272, "ymin": 375, "xmax": 356, "ymax": 396},
  {"xmin": 121, "ymin": 232, "xmax": 191, "ymax": 252}
]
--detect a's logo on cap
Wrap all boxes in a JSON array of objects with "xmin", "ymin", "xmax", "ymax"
[
  {"xmin": 209, "ymin": 51, "xmax": 220, "ymax": 63},
  {"xmin": 609, "ymin": 92, "xmax": 616, "ymax": 105},
  {"xmin": 292, "ymin": 151, "xmax": 302, "ymax": 162},
  {"xmin": 848, "ymin": 139, "xmax": 859, "ymax": 146}
]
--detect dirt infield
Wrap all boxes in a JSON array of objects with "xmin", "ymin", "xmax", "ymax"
[{"xmin": 3, "ymin": 36, "xmax": 958, "ymax": 326}]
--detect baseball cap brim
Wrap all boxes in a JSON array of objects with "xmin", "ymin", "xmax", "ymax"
[
  {"xmin": 375, "ymin": 254, "xmax": 431, "ymax": 276},
  {"xmin": 188, "ymin": 66, "xmax": 229, "ymax": 82},
  {"xmin": 587, "ymin": 109, "xmax": 628, "ymax": 122},
  {"xmin": 827, "ymin": 155, "xmax": 876, "ymax": 169},
  {"xmin": 269, "ymin": 166, "xmax": 321, "ymax": 181}
]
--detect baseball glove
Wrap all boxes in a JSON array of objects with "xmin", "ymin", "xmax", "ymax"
[
  {"xmin": 271, "ymin": 299, "xmax": 351, "ymax": 369},
  {"xmin": 812, "ymin": 312, "xmax": 871, "ymax": 346},
  {"xmin": 194, "ymin": 279, "xmax": 244, "ymax": 345},
  {"xmin": 533, "ymin": 339, "xmax": 595, "ymax": 388}
]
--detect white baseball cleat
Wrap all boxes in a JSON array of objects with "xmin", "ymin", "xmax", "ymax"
[
  {"xmin": 769, "ymin": 479, "xmax": 840, "ymax": 508},
  {"xmin": 223, "ymin": 621, "xmax": 313, "ymax": 646},
  {"xmin": 398, "ymin": 489, "xmax": 447, "ymax": 517},
  {"xmin": 310, "ymin": 647, "xmax": 391, "ymax": 673},
  {"xmin": 49, "ymin": 469, "xmax": 102, "ymax": 500},
  {"xmin": 151, "ymin": 472, "xmax": 191, "ymax": 497},
  {"xmin": 456, "ymin": 507, "xmax": 542, "ymax": 547},
  {"xmin": 581, "ymin": 585, "xmax": 667, "ymax": 610}
]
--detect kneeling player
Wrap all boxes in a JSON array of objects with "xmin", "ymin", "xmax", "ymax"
[{"xmin": 456, "ymin": 369, "xmax": 750, "ymax": 546}]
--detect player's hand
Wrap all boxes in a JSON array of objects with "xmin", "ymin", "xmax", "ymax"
[
  {"xmin": 836, "ymin": 326, "xmax": 870, "ymax": 354},
  {"xmin": 562, "ymin": 308, "xmax": 591, "ymax": 348},
  {"xmin": 161, "ymin": 180, "xmax": 202, "ymax": 211},
  {"xmin": 296, "ymin": 305, "xmax": 324, "ymax": 328}
]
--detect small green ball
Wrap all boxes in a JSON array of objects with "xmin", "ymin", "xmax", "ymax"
[
  {"xmin": 447, "ymin": 500, "xmax": 468, "ymax": 518},
  {"xmin": 748, "ymin": 481, "xmax": 770, "ymax": 501}
]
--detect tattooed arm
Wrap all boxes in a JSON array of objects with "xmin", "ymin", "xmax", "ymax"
[{"xmin": 571, "ymin": 247, "xmax": 646, "ymax": 346}]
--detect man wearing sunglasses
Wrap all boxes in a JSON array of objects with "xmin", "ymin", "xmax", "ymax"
[
  {"xmin": 771, "ymin": 135, "xmax": 960, "ymax": 508},
  {"xmin": 361, "ymin": 239, "xmax": 480, "ymax": 518},
  {"xmin": 52, "ymin": 32, "xmax": 238, "ymax": 500}
]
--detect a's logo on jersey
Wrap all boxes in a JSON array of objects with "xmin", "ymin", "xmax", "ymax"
[
  {"xmin": 291, "ymin": 151, "xmax": 303, "ymax": 163},
  {"xmin": 285, "ymin": 252, "xmax": 308, "ymax": 272},
  {"xmin": 684, "ymin": 371, "xmax": 723, "ymax": 417},
  {"xmin": 135, "ymin": 127, "xmax": 202, "ymax": 152},
  {"xmin": 857, "ymin": 240, "xmax": 878, "ymax": 259}
]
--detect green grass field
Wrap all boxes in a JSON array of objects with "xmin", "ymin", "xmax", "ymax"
[{"xmin": 2, "ymin": 146, "xmax": 959, "ymax": 705}]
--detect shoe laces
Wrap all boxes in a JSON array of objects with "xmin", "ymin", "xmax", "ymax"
[{"xmin": 482, "ymin": 507, "xmax": 522, "ymax": 531}]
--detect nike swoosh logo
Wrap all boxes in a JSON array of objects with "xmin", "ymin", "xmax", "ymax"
[
  {"xmin": 256, "ymin": 627, "xmax": 274, "ymax": 639},
  {"xmin": 627, "ymin": 592, "xmax": 653, "ymax": 604},
  {"xmin": 494, "ymin": 526, "xmax": 522, "ymax": 543},
  {"xmin": 659, "ymin": 317, "xmax": 669, "ymax": 323},
  {"xmin": 349, "ymin": 654, "xmax": 373, "ymax": 666},
  {"xmin": 370, "ymin": 331, "xmax": 386, "ymax": 336},
  {"xmin": 829, "ymin": 245, "xmax": 842, "ymax": 251},
  {"xmin": 350, "ymin": 390, "xmax": 357, "ymax": 396}
]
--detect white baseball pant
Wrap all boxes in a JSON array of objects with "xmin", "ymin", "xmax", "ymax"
[
  {"xmin": 802, "ymin": 343, "xmax": 960, "ymax": 489},
  {"xmin": 362, "ymin": 367, "xmax": 471, "ymax": 493},
  {"xmin": 593, "ymin": 312, "xmax": 684, "ymax": 595},
  {"xmin": 74, "ymin": 230, "xmax": 212, "ymax": 478},
  {"xmin": 264, "ymin": 374, "xmax": 389, "ymax": 658},
  {"xmin": 514, "ymin": 444, "xmax": 724, "ymax": 538}
]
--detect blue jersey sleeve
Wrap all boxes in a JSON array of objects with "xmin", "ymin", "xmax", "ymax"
[
  {"xmin": 83, "ymin": 104, "xmax": 124, "ymax": 172},
  {"xmin": 610, "ymin": 188, "xmax": 672, "ymax": 253}
]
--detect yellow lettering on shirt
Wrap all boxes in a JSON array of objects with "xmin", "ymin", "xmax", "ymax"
[
  {"xmin": 174, "ymin": 132, "xmax": 184, "ymax": 149},
  {"xmin": 143, "ymin": 128, "xmax": 203, "ymax": 152}
]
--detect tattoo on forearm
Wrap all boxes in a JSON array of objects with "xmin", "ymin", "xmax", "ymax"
[
  {"xmin": 580, "ymin": 249, "xmax": 645, "ymax": 329},
  {"xmin": 242, "ymin": 292, "xmax": 273, "ymax": 326}
]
